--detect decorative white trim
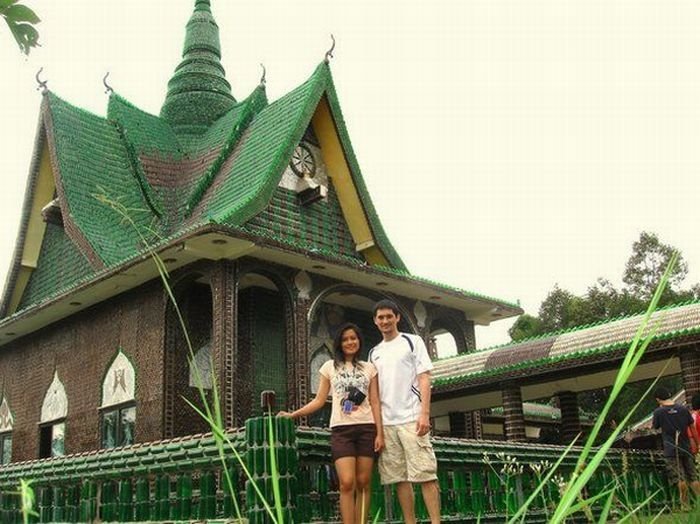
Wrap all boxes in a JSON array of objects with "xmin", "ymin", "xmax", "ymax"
[
  {"xmin": 189, "ymin": 343, "xmax": 213, "ymax": 389},
  {"xmin": 102, "ymin": 350, "xmax": 136, "ymax": 408},
  {"xmin": 414, "ymin": 301, "xmax": 427, "ymax": 329},
  {"xmin": 41, "ymin": 372, "xmax": 67, "ymax": 423},
  {"xmin": 0, "ymin": 398, "xmax": 13, "ymax": 432},
  {"xmin": 294, "ymin": 271, "xmax": 313, "ymax": 300}
]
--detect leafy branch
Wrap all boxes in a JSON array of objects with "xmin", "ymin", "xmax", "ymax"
[{"xmin": 1, "ymin": 0, "xmax": 40, "ymax": 55}]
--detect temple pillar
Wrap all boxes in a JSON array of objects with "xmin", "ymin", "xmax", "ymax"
[
  {"xmin": 502, "ymin": 384, "xmax": 526, "ymax": 442},
  {"xmin": 291, "ymin": 271, "xmax": 313, "ymax": 413},
  {"xmin": 211, "ymin": 260, "xmax": 238, "ymax": 427},
  {"xmin": 557, "ymin": 390, "xmax": 581, "ymax": 445},
  {"xmin": 679, "ymin": 345, "xmax": 700, "ymax": 405},
  {"xmin": 448, "ymin": 412, "xmax": 466, "ymax": 437},
  {"xmin": 291, "ymin": 296, "xmax": 311, "ymax": 410}
]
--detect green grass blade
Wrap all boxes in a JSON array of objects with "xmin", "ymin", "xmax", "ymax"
[
  {"xmin": 562, "ymin": 485, "xmax": 614, "ymax": 517},
  {"xmin": 551, "ymin": 357, "xmax": 671, "ymax": 522},
  {"xmin": 646, "ymin": 505, "xmax": 668, "ymax": 524},
  {"xmin": 571, "ymin": 252, "xmax": 677, "ymax": 476},
  {"xmin": 507, "ymin": 436, "xmax": 578, "ymax": 523},
  {"xmin": 266, "ymin": 410, "xmax": 285, "ymax": 524},
  {"xmin": 183, "ymin": 397, "xmax": 278, "ymax": 523},
  {"xmin": 615, "ymin": 489, "xmax": 661, "ymax": 524},
  {"xmin": 597, "ymin": 482, "xmax": 617, "ymax": 524},
  {"xmin": 372, "ymin": 508, "xmax": 382, "ymax": 524}
]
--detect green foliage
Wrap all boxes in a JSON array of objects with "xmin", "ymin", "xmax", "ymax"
[
  {"xmin": 1, "ymin": 0, "xmax": 40, "ymax": 55},
  {"xmin": 624, "ymin": 232, "xmax": 689, "ymax": 300},
  {"xmin": 510, "ymin": 232, "xmax": 698, "ymax": 343}
]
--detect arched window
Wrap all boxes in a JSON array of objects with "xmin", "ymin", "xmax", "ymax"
[
  {"xmin": 100, "ymin": 350, "xmax": 136, "ymax": 448},
  {"xmin": 190, "ymin": 342, "xmax": 213, "ymax": 390},
  {"xmin": 40, "ymin": 372, "xmax": 67, "ymax": 458},
  {"xmin": 308, "ymin": 346, "xmax": 333, "ymax": 427},
  {"xmin": 0, "ymin": 397, "xmax": 13, "ymax": 464}
]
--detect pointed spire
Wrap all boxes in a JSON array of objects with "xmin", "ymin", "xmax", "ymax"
[{"xmin": 160, "ymin": 0, "xmax": 235, "ymax": 135}]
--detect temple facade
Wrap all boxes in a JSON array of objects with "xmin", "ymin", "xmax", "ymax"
[{"xmin": 0, "ymin": 0, "xmax": 521, "ymax": 464}]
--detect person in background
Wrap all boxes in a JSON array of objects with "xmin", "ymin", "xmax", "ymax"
[
  {"xmin": 279, "ymin": 323, "xmax": 383, "ymax": 524},
  {"xmin": 653, "ymin": 387, "xmax": 700, "ymax": 506},
  {"xmin": 690, "ymin": 393, "xmax": 700, "ymax": 454},
  {"xmin": 369, "ymin": 299, "xmax": 440, "ymax": 524}
]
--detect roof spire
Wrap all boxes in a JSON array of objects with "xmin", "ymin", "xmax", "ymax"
[{"xmin": 160, "ymin": 0, "xmax": 235, "ymax": 134}]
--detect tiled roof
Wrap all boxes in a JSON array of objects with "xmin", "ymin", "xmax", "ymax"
[
  {"xmin": 0, "ymin": 1, "xmax": 522, "ymax": 322},
  {"xmin": 433, "ymin": 301, "xmax": 700, "ymax": 390},
  {"xmin": 3, "ymin": 58, "xmax": 413, "ymax": 315}
]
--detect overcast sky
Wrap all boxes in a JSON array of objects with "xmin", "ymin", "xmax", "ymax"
[{"xmin": 1, "ymin": 0, "xmax": 700, "ymax": 352}]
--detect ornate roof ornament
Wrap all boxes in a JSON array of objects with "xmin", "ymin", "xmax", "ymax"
[
  {"xmin": 35, "ymin": 67, "xmax": 48, "ymax": 93},
  {"xmin": 259, "ymin": 63, "xmax": 266, "ymax": 86},
  {"xmin": 160, "ymin": 0, "xmax": 235, "ymax": 134},
  {"xmin": 103, "ymin": 72, "xmax": 113, "ymax": 94},
  {"xmin": 324, "ymin": 34, "xmax": 336, "ymax": 64}
]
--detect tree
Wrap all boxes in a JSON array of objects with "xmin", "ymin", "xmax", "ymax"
[
  {"xmin": 623, "ymin": 231, "xmax": 689, "ymax": 300},
  {"xmin": 1, "ymin": 0, "xmax": 40, "ymax": 55},
  {"xmin": 509, "ymin": 231, "xmax": 698, "ymax": 341}
]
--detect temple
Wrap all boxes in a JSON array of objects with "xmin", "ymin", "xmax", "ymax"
[
  {"xmin": 0, "ymin": 0, "xmax": 521, "ymax": 461},
  {"xmin": 0, "ymin": 1, "xmax": 690, "ymax": 521}
]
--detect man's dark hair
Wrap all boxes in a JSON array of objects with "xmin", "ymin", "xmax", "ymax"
[
  {"xmin": 373, "ymin": 299, "xmax": 400, "ymax": 317},
  {"xmin": 692, "ymin": 393, "xmax": 700, "ymax": 411},
  {"xmin": 655, "ymin": 387, "xmax": 672, "ymax": 401}
]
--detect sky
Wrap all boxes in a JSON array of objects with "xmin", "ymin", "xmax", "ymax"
[{"xmin": 1, "ymin": 0, "xmax": 700, "ymax": 352}]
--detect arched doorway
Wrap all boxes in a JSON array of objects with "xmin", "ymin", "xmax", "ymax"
[
  {"xmin": 163, "ymin": 274, "xmax": 213, "ymax": 438},
  {"xmin": 237, "ymin": 272, "xmax": 290, "ymax": 420},
  {"xmin": 307, "ymin": 287, "xmax": 414, "ymax": 426}
]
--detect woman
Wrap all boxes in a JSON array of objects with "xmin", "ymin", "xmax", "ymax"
[{"xmin": 279, "ymin": 323, "xmax": 384, "ymax": 524}]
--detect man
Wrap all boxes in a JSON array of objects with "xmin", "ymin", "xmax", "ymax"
[
  {"xmin": 369, "ymin": 299, "xmax": 440, "ymax": 523},
  {"xmin": 652, "ymin": 387, "xmax": 700, "ymax": 506}
]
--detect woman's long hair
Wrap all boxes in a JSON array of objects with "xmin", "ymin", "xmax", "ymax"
[{"xmin": 333, "ymin": 322, "xmax": 364, "ymax": 370}]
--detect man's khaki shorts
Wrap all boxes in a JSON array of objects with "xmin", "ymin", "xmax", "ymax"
[{"xmin": 378, "ymin": 422, "xmax": 438, "ymax": 484}]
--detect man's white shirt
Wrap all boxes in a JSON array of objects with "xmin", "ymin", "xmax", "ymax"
[{"xmin": 369, "ymin": 333, "xmax": 433, "ymax": 426}]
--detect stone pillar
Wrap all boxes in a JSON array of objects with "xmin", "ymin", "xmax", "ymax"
[
  {"xmin": 502, "ymin": 384, "xmax": 526, "ymax": 442},
  {"xmin": 291, "ymin": 271, "xmax": 313, "ymax": 412},
  {"xmin": 679, "ymin": 346, "xmax": 700, "ymax": 405},
  {"xmin": 448, "ymin": 411, "xmax": 483, "ymax": 439},
  {"xmin": 557, "ymin": 391, "xmax": 581, "ymax": 445},
  {"xmin": 448, "ymin": 412, "xmax": 466, "ymax": 437},
  {"xmin": 466, "ymin": 410, "xmax": 483, "ymax": 440},
  {"xmin": 211, "ymin": 260, "xmax": 238, "ymax": 427}
]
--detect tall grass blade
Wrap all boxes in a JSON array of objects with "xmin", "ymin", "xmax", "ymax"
[
  {"xmin": 266, "ymin": 409, "xmax": 285, "ymax": 524},
  {"xmin": 18, "ymin": 480, "xmax": 37, "ymax": 524},
  {"xmin": 508, "ymin": 436, "xmax": 578, "ymax": 523},
  {"xmin": 596, "ymin": 482, "xmax": 617, "ymax": 524},
  {"xmin": 577, "ymin": 252, "xmax": 677, "ymax": 467},
  {"xmin": 564, "ymin": 485, "xmax": 614, "ymax": 516},
  {"xmin": 552, "ymin": 357, "xmax": 671, "ymax": 522},
  {"xmin": 615, "ymin": 490, "xmax": 661, "ymax": 524},
  {"xmin": 183, "ymin": 397, "xmax": 279, "ymax": 523}
]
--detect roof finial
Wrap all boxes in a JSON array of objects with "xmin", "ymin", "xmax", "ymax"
[
  {"xmin": 103, "ymin": 72, "xmax": 114, "ymax": 94},
  {"xmin": 259, "ymin": 63, "xmax": 266, "ymax": 86},
  {"xmin": 35, "ymin": 67, "xmax": 48, "ymax": 93},
  {"xmin": 324, "ymin": 34, "xmax": 336, "ymax": 63}
]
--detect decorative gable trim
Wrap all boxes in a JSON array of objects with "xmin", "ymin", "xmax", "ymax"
[
  {"xmin": 101, "ymin": 349, "xmax": 136, "ymax": 408},
  {"xmin": 1, "ymin": 96, "xmax": 105, "ymax": 317},
  {"xmin": 41, "ymin": 371, "xmax": 67, "ymax": 423},
  {"xmin": 0, "ymin": 398, "xmax": 13, "ymax": 432},
  {"xmin": 311, "ymin": 96, "xmax": 388, "ymax": 267}
]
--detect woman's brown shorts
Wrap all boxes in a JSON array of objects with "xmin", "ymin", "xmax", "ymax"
[{"xmin": 331, "ymin": 423, "xmax": 377, "ymax": 461}]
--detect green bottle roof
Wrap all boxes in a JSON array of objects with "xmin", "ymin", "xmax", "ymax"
[{"xmin": 160, "ymin": 0, "xmax": 235, "ymax": 135}]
